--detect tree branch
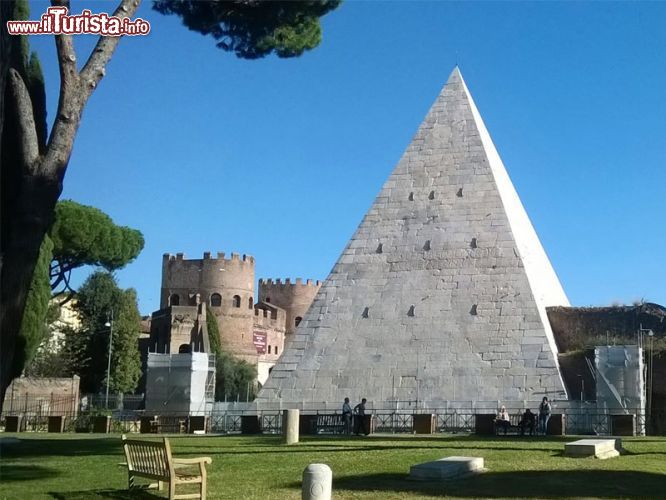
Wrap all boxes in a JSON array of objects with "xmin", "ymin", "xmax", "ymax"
[
  {"xmin": 43, "ymin": 0, "xmax": 81, "ymax": 180},
  {"xmin": 52, "ymin": 1, "xmax": 78, "ymax": 93},
  {"xmin": 8, "ymin": 69, "xmax": 40, "ymax": 169},
  {"xmin": 80, "ymin": 0, "xmax": 142, "ymax": 92},
  {"xmin": 43, "ymin": 0, "xmax": 142, "ymax": 182}
]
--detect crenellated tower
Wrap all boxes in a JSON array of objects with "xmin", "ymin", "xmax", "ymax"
[
  {"xmin": 258, "ymin": 278, "xmax": 322, "ymax": 337},
  {"xmin": 161, "ymin": 252, "xmax": 257, "ymax": 362}
]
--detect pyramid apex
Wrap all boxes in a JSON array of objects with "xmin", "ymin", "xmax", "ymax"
[{"xmin": 447, "ymin": 65, "xmax": 464, "ymax": 84}]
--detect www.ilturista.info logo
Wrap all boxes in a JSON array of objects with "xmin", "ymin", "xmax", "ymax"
[{"xmin": 7, "ymin": 6, "xmax": 151, "ymax": 36}]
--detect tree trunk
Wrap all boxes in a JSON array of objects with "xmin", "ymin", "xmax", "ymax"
[
  {"xmin": 1, "ymin": 172, "xmax": 61, "ymax": 412},
  {"xmin": 0, "ymin": 0, "xmax": 141, "ymax": 413},
  {"xmin": 0, "ymin": 1, "xmax": 16, "ymax": 161}
]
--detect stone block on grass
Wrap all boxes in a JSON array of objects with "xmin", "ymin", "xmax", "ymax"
[{"xmin": 409, "ymin": 456, "xmax": 484, "ymax": 481}]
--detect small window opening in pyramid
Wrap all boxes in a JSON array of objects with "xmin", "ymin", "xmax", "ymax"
[
  {"xmin": 423, "ymin": 240, "xmax": 431, "ymax": 251},
  {"xmin": 428, "ymin": 190, "xmax": 435, "ymax": 200},
  {"xmin": 362, "ymin": 307, "xmax": 369, "ymax": 318},
  {"xmin": 457, "ymin": 188, "xmax": 463, "ymax": 197},
  {"xmin": 470, "ymin": 304, "xmax": 478, "ymax": 316},
  {"xmin": 408, "ymin": 305, "xmax": 415, "ymax": 317},
  {"xmin": 408, "ymin": 192, "xmax": 414, "ymax": 201},
  {"xmin": 470, "ymin": 238, "xmax": 477, "ymax": 249},
  {"xmin": 376, "ymin": 243, "xmax": 383, "ymax": 254}
]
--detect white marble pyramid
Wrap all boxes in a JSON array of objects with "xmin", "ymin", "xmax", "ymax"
[{"xmin": 258, "ymin": 68, "xmax": 569, "ymax": 407}]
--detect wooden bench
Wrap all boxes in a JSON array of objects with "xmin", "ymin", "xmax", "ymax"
[
  {"xmin": 121, "ymin": 434, "xmax": 212, "ymax": 499},
  {"xmin": 494, "ymin": 413, "xmax": 536, "ymax": 436}
]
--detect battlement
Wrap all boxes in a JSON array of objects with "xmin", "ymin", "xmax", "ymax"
[
  {"xmin": 259, "ymin": 278, "xmax": 322, "ymax": 288},
  {"xmin": 163, "ymin": 251, "xmax": 255, "ymax": 265},
  {"xmin": 253, "ymin": 303, "xmax": 286, "ymax": 327}
]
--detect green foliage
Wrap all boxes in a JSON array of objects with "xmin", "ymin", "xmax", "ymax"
[
  {"xmin": 109, "ymin": 289, "xmax": 142, "ymax": 394},
  {"xmin": 50, "ymin": 200, "xmax": 144, "ymax": 276},
  {"xmin": 205, "ymin": 306, "xmax": 222, "ymax": 358},
  {"xmin": 153, "ymin": 0, "xmax": 341, "ymax": 59},
  {"xmin": 70, "ymin": 272, "xmax": 141, "ymax": 394},
  {"xmin": 13, "ymin": 235, "xmax": 54, "ymax": 379},
  {"xmin": 215, "ymin": 351, "xmax": 257, "ymax": 402},
  {"xmin": 22, "ymin": 336, "xmax": 73, "ymax": 378},
  {"xmin": 26, "ymin": 52, "xmax": 47, "ymax": 150},
  {"xmin": 8, "ymin": 0, "xmax": 48, "ymax": 150},
  {"xmin": 205, "ymin": 306, "xmax": 255, "ymax": 401}
]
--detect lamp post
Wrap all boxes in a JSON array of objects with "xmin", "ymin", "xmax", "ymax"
[{"xmin": 104, "ymin": 310, "xmax": 114, "ymax": 409}]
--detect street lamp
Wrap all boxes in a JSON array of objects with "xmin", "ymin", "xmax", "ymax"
[{"xmin": 104, "ymin": 310, "xmax": 114, "ymax": 409}]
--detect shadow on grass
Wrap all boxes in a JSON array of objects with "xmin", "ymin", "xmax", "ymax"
[
  {"xmin": 0, "ymin": 438, "xmax": 121, "ymax": 459},
  {"xmin": 331, "ymin": 470, "xmax": 666, "ymax": 498},
  {"xmin": 50, "ymin": 489, "xmax": 157, "ymax": 499},
  {"xmin": 1, "ymin": 464, "xmax": 60, "ymax": 482}
]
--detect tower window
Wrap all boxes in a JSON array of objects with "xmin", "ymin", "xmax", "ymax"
[
  {"xmin": 265, "ymin": 297, "xmax": 271, "ymax": 303},
  {"xmin": 428, "ymin": 190, "xmax": 435, "ymax": 200},
  {"xmin": 233, "ymin": 295, "xmax": 241, "ymax": 308},
  {"xmin": 268, "ymin": 345, "xmax": 271, "ymax": 354},
  {"xmin": 275, "ymin": 346, "xmax": 279, "ymax": 355},
  {"xmin": 248, "ymin": 297, "xmax": 253, "ymax": 309},
  {"xmin": 170, "ymin": 294, "xmax": 180, "ymax": 306},
  {"xmin": 210, "ymin": 293, "xmax": 222, "ymax": 307},
  {"xmin": 295, "ymin": 316, "xmax": 303, "ymax": 327}
]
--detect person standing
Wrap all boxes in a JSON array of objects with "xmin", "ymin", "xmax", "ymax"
[
  {"xmin": 342, "ymin": 397, "xmax": 352, "ymax": 435},
  {"xmin": 354, "ymin": 398, "xmax": 368, "ymax": 435},
  {"xmin": 538, "ymin": 397, "xmax": 552, "ymax": 435}
]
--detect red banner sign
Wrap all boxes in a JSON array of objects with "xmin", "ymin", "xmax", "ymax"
[{"xmin": 253, "ymin": 331, "xmax": 267, "ymax": 354}]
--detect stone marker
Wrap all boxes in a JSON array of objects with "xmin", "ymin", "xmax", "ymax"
[
  {"xmin": 564, "ymin": 439, "xmax": 620, "ymax": 459},
  {"xmin": 283, "ymin": 409, "xmax": 300, "ymax": 445},
  {"xmin": 302, "ymin": 463, "xmax": 332, "ymax": 500},
  {"xmin": 409, "ymin": 456, "xmax": 484, "ymax": 481}
]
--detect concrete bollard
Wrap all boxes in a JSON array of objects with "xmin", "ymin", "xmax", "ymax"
[
  {"xmin": 283, "ymin": 409, "xmax": 300, "ymax": 445},
  {"xmin": 302, "ymin": 463, "xmax": 332, "ymax": 500}
]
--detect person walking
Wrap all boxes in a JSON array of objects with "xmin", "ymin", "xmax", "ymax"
[
  {"xmin": 538, "ymin": 397, "xmax": 551, "ymax": 435},
  {"xmin": 342, "ymin": 397, "xmax": 352, "ymax": 435},
  {"xmin": 354, "ymin": 398, "xmax": 368, "ymax": 435}
]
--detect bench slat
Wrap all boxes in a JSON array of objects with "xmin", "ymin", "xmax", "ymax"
[{"xmin": 121, "ymin": 434, "xmax": 210, "ymax": 499}]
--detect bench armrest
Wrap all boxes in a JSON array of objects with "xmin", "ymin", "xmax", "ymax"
[{"xmin": 173, "ymin": 457, "xmax": 212, "ymax": 465}]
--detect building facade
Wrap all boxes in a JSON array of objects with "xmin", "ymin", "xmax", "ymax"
[{"xmin": 150, "ymin": 252, "xmax": 320, "ymax": 385}]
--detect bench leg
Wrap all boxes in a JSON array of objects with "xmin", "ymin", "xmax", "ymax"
[
  {"xmin": 169, "ymin": 479, "xmax": 176, "ymax": 499},
  {"xmin": 200, "ymin": 461, "xmax": 208, "ymax": 500}
]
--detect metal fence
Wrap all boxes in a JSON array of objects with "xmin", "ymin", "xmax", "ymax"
[
  {"xmin": 3, "ymin": 407, "xmax": 663, "ymax": 436},
  {"xmin": 2, "ymin": 395, "xmax": 663, "ymax": 436}
]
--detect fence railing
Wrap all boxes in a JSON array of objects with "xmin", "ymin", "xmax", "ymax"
[{"xmin": 3, "ymin": 406, "xmax": 663, "ymax": 436}]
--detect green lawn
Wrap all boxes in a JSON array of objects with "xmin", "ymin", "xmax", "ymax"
[{"xmin": 1, "ymin": 433, "xmax": 665, "ymax": 499}]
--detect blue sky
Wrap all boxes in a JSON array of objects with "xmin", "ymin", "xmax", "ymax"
[{"xmin": 28, "ymin": 1, "xmax": 665, "ymax": 314}]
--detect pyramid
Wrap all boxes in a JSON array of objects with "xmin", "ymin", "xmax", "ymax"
[{"xmin": 258, "ymin": 68, "xmax": 569, "ymax": 407}]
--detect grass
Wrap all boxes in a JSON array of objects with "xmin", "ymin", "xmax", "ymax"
[{"xmin": 1, "ymin": 433, "xmax": 665, "ymax": 499}]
